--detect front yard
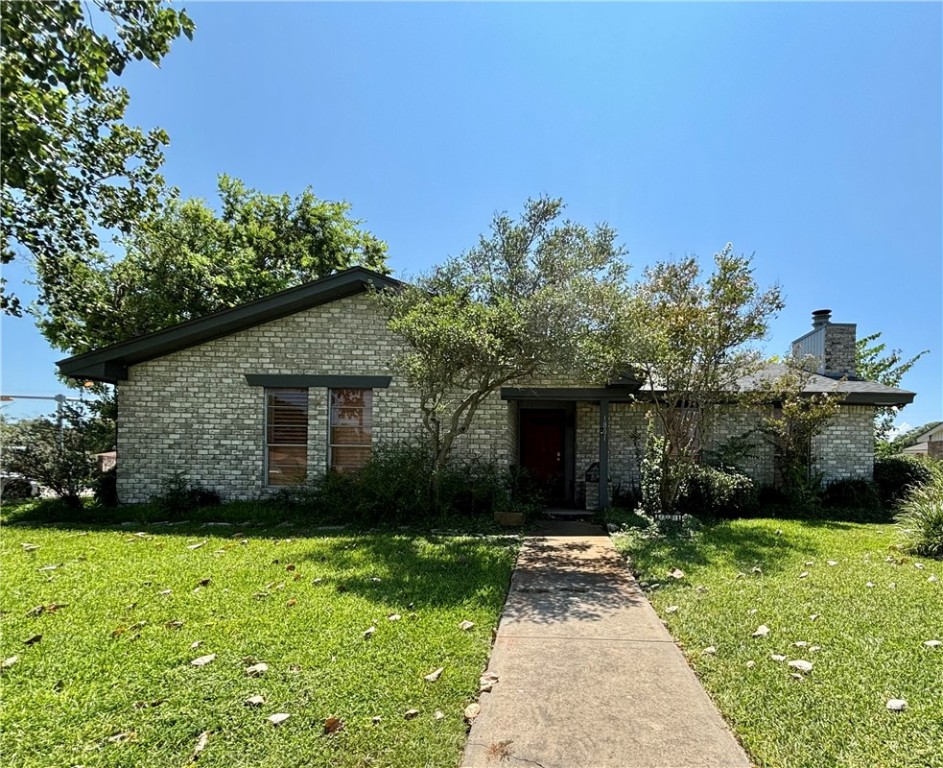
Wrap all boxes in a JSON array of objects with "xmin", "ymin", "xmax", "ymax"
[
  {"xmin": 1, "ymin": 513, "xmax": 518, "ymax": 767},
  {"xmin": 612, "ymin": 517, "xmax": 943, "ymax": 768}
]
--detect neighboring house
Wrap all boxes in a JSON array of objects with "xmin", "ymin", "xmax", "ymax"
[
  {"xmin": 57, "ymin": 268, "xmax": 916, "ymax": 509},
  {"xmin": 901, "ymin": 422, "xmax": 943, "ymax": 458}
]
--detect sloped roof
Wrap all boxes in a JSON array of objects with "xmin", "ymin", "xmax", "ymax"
[
  {"xmin": 734, "ymin": 363, "xmax": 915, "ymax": 406},
  {"xmin": 57, "ymin": 267, "xmax": 400, "ymax": 383}
]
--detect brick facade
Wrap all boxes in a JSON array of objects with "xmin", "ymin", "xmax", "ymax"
[{"xmin": 117, "ymin": 292, "xmax": 877, "ymax": 505}]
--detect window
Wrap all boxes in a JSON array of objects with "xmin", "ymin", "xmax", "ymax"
[
  {"xmin": 266, "ymin": 388, "xmax": 308, "ymax": 486},
  {"xmin": 330, "ymin": 388, "xmax": 373, "ymax": 473}
]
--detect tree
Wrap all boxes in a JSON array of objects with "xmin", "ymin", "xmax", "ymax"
[
  {"xmin": 36, "ymin": 176, "xmax": 388, "ymax": 355},
  {"xmin": 1, "ymin": 402, "xmax": 102, "ymax": 507},
  {"xmin": 753, "ymin": 358, "xmax": 842, "ymax": 508},
  {"xmin": 624, "ymin": 245, "xmax": 784, "ymax": 514},
  {"xmin": 1, "ymin": 1, "xmax": 194, "ymax": 315},
  {"xmin": 855, "ymin": 332, "xmax": 928, "ymax": 445},
  {"xmin": 375, "ymin": 196, "xmax": 628, "ymax": 499}
]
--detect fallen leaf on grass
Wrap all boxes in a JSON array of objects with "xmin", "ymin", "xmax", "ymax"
[
  {"xmin": 244, "ymin": 695, "xmax": 265, "ymax": 707},
  {"xmin": 133, "ymin": 699, "xmax": 165, "ymax": 709},
  {"xmin": 886, "ymin": 699, "xmax": 907, "ymax": 712},
  {"xmin": 387, "ymin": 613, "xmax": 401, "ymax": 621},
  {"xmin": 788, "ymin": 659, "xmax": 813, "ymax": 673},
  {"xmin": 323, "ymin": 717, "xmax": 344, "ymax": 735},
  {"xmin": 286, "ymin": 599, "xmax": 297, "ymax": 608},
  {"xmin": 923, "ymin": 640, "xmax": 941, "ymax": 648},
  {"xmin": 24, "ymin": 634, "xmax": 42, "ymax": 646},
  {"xmin": 285, "ymin": 564, "xmax": 296, "ymax": 572},
  {"xmin": 751, "ymin": 566, "xmax": 763, "ymax": 575},
  {"xmin": 827, "ymin": 560, "xmax": 838, "ymax": 567},
  {"xmin": 434, "ymin": 710, "xmax": 445, "ymax": 720},
  {"xmin": 21, "ymin": 543, "xmax": 40, "ymax": 552},
  {"xmin": 371, "ymin": 716, "xmax": 382, "ymax": 725},
  {"xmin": 363, "ymin": 626, "xmax": 376, "ymax": 639},
  {"xmin": 669, "ymin": 568, "xmax": 685, "ymax": 580},
  {"xmin": 268, "ymin": 713, "xmax": 291, "ymax": 726},
  {"xmin": 190, "ymin": 654, "xmax": 216, "ymax": 667},
  {"xmin": 289, "ymin": 664, "xmax": 302, "ymax": 673},
  {"xmin": 929, "ymin": 575, "xmax": 939, "ymax": 583},
  {"xmin": 458, "ymin": 620, "xmax": 475, "ymax": 631},
  {"xmin": 665, "ymin": 605, "xmax": 679, "ymax": 614},
  {"xmin": 404, "ymin": 709, "xmax": 420, "ymax": 720},
  {"xmin": 1, "ymin": 656, "xmax": 19, "ymax": 670},
  {"xmin": 464, "ymin": 703, "xmax": 481, "ymax": 722},
  {"xmin": 424, "ymin": 667, "xmax": 444, "ymax": 682},
  {"xmin": 107, "ymin": 731, "xmax": 135, "ymax": 744},
  {"xmin": 159, "ymin": 589, "xmax": 172, "ymax": 596},
  {"xmin": 197, "ymin": 578, "xmax": 211, "ymax": 588},
  {"xmin": 190, "ymin": 641, "xmax": 202, "ymax": 650},
  {"xmin": 752, "ymin": 625, "xmax": 770, "ymax": 638},
  {"xmin": 771, "ymin": 654, "xmax": 787, "ymax": 662},
  {"xmin": 793, "ymin": 641, "xmax": 809, "ymax": 648},
  {"xmin": 245, "ymin": 663, "xmax": 268, "ymax": 677},
  {"xmin": 914, "ymin": 563, "xmax": 924, "ymax": 570},
  {"xmin": 166, "ymin": 620, "xmax": 184, "ymax": 629},
  {"xmin": 798, "ymin": 572, "xmax": 809, "ymax": 579},
  {"xmin": 745, "ymin": 660, "xmax": 755, "ymax": 669},
  {"xmin": 810, "ymin": 614, "xmax": 820, "ymax": 621},
  {"xmin": 790, "ymin": 673, "xmax": 804, "ymax": 681},
  {"xmin": 702, "ymin": 646, "xmax": 717, "ymax": 655},
  {"xmin": 186, "ymin": 541, "xmax": 207, "ymax": 551},
  {"xmin": 38, "ymin": 564, "xmax": 61, "ymax": 572},
  {"xmin": 809, "ymin": 645, "xmax": 821, "ymax": 652},
  {"xmin": 190, "ymin": 731, "xmax": 210, "ymax": 761},
  {"xmin": 866, "ymin": 582, "xmax": 875, "ymax": 588},
  {"xmin": 26, "ymin": 605, "xmax": 46, "ymax": 617}
]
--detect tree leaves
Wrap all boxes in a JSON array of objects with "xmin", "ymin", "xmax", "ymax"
[{"xmin": 1, "ymin": 0, "xmax": 194, "ymax": 314}]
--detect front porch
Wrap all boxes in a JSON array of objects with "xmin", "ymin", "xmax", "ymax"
[{"xmin": 502, "ymin": 386, "xmax": 642, "ymax": 511}]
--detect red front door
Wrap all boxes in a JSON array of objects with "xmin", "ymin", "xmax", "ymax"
[{"xmin": 519, "ymin": 409, "xmax": 566, "ymax": 503}]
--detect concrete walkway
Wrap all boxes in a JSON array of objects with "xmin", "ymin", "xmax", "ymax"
[{"xmin": 461, "ymin": 521, "xmax": 752, "ymax": 768}]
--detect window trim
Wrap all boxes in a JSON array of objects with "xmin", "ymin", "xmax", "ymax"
[
  {"xmin": 328, "ymin": 387, "xmax": 374, "ymax": 473},
  {"xmin": 264, "ymin": 387, "xmax": 309, "ymax": 488}
]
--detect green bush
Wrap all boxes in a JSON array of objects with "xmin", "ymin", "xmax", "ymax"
[
  {"xmin": 290, "ymin": 442, "xmax": 540, "ymax": 525},
  {"xmin": 821, "ymin": 478, "xmax": 882, "ymax": 510},
  {"xmin": 93, "ymin": 467, "xmax": 118, "ymax": 507},
  {"xmin": 152, "ymin": 472, "xmax": 221, "ymax": 517},
  {"xmin": 1, "ymin": 475, "xmax": 34, "ymax": 501},
  {"xmin": 874, "ymin": 455, "xmax": 934, "ymax": 505},
  {"xmin": 675, "ymin": 465, "xmax": 757, "ymax": 518},
  {"xmin": 898, "ymin": 464, "xmax": 943, "ymax": 558}
]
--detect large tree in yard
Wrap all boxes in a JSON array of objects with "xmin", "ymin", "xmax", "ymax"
[
  {"xmin": 37, "ymin": 176, "xmax": 388, "ymax": 355},
  {"xmin": 625, "ymin": 245, "xmax": 784, "ymax": 514},
  {"xmin": 1, "ymin": 0, "xmax": 195, "ymax": 315},
  {"xmin": 375, "ymin": 196, "xmax": 628, "ymax": 497}
]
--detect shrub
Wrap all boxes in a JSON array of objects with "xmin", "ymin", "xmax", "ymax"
[
  {"xmin": 874, "ymin": 455, "xmax": 934, "ymax": 505},
  {"xmin": 821, "ymin": 478, "xmax": 882, "ymax": 510},
  {"xmin": 675, "ymin": 465, "xmax": 757, "ymax": 519},
  {"xmin": 93, "ymin": 467, "xmax": 118, "ymax": 507},
  {"xmin": 152, "ymin": 472, "xmax": 221, "ymax": 517},
  {"xmin": 898, "ymin": 464, "xmax": 943, "ymax": 558},
  {"xmin": 1, "ymin": 475, "xmax": 35, "ymax": 501}
]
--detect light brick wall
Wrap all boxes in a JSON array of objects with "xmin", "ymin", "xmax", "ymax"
[
  {"xmin": 118, "ymin": 293, "xmax": 508, "ymax": 503},
  {"xmin": 812, "ymin": 405, "xmax": 875, "ymax": 481},
  {"xmin": 117, "ymin": 293, "xmax": 877, "ymax": 503}
]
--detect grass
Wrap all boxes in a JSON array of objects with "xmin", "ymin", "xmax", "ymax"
[
  {"xmin": 611, "ymin": 516, "xmax": 943, "ymax": 768},
  {"xmin": 1, "ymin": 503, "xmax": 519, "ymax": 767}
]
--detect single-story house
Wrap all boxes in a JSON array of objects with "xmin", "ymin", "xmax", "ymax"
[
  {"xmin": 901, "ymin": 422, "xmax": 943, "ymax": 458},
  {"xmin": 57, "ymin": 268, "xmax": 916, "ymax": 509}
]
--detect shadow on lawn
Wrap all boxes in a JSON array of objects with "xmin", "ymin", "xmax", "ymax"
[
  {"xmin": 620, "ymin": 519, "xmax": 854, "ymax": 577},
  {"xmin": 2, "ymin": 499, "xmax": 519, "ymax": 610}
]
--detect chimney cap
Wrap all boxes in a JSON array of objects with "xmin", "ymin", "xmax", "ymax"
[{"xmin": 812, "ymin": 309, "xmax": 832, "ymax": 328}]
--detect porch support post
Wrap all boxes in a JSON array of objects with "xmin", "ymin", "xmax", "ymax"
[{"xmin": 598, "ymin": 398, "xmax": 610, "ymax": 511}]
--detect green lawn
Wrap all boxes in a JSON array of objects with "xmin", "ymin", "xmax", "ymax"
[
  {"xmin": 612, "ymin": 517, "xmax": 943, "ymax": 768},
  {"xmin": 1, "ymin": 515, "xmax": 518, "ymax": 767}
]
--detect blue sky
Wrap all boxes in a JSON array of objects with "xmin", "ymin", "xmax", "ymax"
[{"xmin": 2, "ymin": 1, "xmax": 941, "ymax": 431}]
